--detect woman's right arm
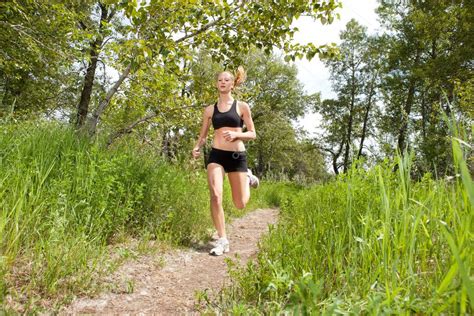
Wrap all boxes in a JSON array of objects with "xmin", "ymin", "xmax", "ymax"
[{"xmin": 192, "ymin": 105, "xmax": 212, "ymax": 158}]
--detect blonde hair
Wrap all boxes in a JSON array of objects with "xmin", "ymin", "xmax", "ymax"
[
  {"xmin": 217, "ymin": 66, "xmax": 247, "ymax": 88},
  {"xmin": 234, "ymin": 66, "xmax": 246, "ymax": 87}
]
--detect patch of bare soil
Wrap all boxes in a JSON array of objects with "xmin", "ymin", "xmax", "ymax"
[{"xmin": 61, "ymin": 208, "xmax": 278, "ymax": 315}]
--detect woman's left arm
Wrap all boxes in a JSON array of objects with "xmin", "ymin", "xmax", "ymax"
[
  {"xmin": 222, "ymin": 102, "xmax": 256, "ymax": 142},
  {"xmin": 237, "ymin": 101, "xmax": 256, "ymax": 141}
]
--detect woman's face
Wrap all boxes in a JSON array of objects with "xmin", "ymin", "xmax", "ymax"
[{"xmin": 216, "ymin": 72, "xmax": 234, "ymax": 93}]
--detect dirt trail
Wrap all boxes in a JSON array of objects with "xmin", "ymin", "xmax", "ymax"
[{"xmin": 62, "ymin": 208, "xmax": 278, "ymax": 315}]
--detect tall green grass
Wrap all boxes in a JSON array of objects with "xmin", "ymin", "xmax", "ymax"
[
  {"xmin": 215, "ymin": 123, "xmax": 473, "ymax": 314},
  {"xmin": 0, "ymin": 121, "xmax": 242, "ymax": 310}
]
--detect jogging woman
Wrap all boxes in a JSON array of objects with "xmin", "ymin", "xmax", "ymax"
[{"xmin": 191, "ymin": 66, "xmax": 259, "ymax": 256}]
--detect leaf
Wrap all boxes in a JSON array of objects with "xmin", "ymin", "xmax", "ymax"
[
  {"xmin": 437, "ymin": 262, "xmax": 458, "ymax": 294},
  {"xmin": 441, "ymin": 225, "xmax": 474, "ymax": 310}
]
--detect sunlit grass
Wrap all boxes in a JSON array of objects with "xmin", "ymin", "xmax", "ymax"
[
  {"xmin": 0, "ymin": 121, "xmax": 234, "ymax": 311},
  {"xmin": 215, "ymin": 119, "xmax": 473, "ymax": 314}
]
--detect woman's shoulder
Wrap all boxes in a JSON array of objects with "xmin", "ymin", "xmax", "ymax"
[
  {"xmin": 237, "ymin": 100, "xmax": 250, "ymax": 111},
  {"xmin": 203, "ymin": 103, "xmax": 215, "ymax": 116}
]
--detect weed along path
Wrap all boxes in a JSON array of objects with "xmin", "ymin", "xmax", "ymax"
[{"xmin": 63, "ymin": 208, "xmax": 278, "ymax": 315}]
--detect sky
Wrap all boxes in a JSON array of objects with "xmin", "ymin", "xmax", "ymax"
[{"xmin": 293, "ymin": 0, "xmax": 381, "ymax": 136}]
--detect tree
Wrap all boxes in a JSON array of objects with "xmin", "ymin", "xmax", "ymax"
[
  {"xmin": 319, "ymin": 19, "xmax": 380, "ymax": 173},
  {"xmin": 356, "ymin": 35, "xmax": 385, "ymax": 161},
  {"xmin": 317, "ymin": 98, "xmax": 347, "ymax": 174},
  {"xmin": 377, "ymin": 0, "xmax": 473, "ymax": 175}
]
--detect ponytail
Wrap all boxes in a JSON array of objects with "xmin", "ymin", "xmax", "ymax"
[{"xmin": 234, "ymin": 66, "xmax": 247, "ymax": 87}]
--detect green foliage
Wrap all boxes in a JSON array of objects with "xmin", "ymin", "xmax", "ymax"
[
  {"xmin": 0, "ymin": 1, "xmax": 89, "ymax": 114},
  {"xmin": 214, "ymin": 122, "xmax": 473, "ymax": 314},
  {"xmin": 248, "ymin": 181, "xmax": 301, "ymax": 210},
  {"xmin": 2, "ymin": 0, "xmax": 341, "ymax": 130},
  {"xmin": 1, "ymin": 0, "xmax": 339, "ymax": 182},
  {"xmin": 453, "ymin": 78, "xmax": 474, "ymax": 119}
]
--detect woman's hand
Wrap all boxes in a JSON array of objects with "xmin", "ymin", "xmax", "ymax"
[
  {"xmin": 192, "ymin": 147, "xmax": 201, "ymax": 159},
  {"xmin": 222, "ymin": 130, "xmax": 238, "ymax": 142}
]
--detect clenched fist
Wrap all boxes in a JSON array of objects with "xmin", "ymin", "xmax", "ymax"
[{"xmin": 192, "ymin": 147, "xmax": 201, "ymax": 158}]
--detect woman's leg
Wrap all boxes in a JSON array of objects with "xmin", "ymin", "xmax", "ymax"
[
  {"xmin": 207, "ymin": 163, "xmax": 226, "ymax": 238},
  {"xmin": 227, "ymin": 171, "xmax": 250, "ymax": 209}
]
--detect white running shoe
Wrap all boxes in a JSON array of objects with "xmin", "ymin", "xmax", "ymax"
[
  {"xmin": 210, "ymin": 237, "xmax": 230, "ymax": 256},
  {"xmin": 248, "ymin": 169, "xmax": 260, "ymax": 188}
]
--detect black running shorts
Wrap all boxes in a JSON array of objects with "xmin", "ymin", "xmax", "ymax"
[{"xmin": 207, "ymin": 147, "xmax": 248, "ymax": 173}]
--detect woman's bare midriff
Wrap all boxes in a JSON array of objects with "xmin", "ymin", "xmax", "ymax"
[{"xmin": 212, "ymin": 127, "xmax": 246, "ymax": 151}]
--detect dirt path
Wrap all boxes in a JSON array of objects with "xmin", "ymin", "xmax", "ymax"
[{"xmin": 62, "ymin": 208, "xmax": 278, "ymax": 315}]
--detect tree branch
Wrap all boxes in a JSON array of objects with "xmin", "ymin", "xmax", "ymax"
[
  {"xmin": 174, "ymin": 1, "xmax": 245, "ymax": 44},
  {"xmin": 87, "ymin": 63, "xmax": 132, "ymax": 134}
]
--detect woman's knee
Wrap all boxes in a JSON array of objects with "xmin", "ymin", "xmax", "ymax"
[{"xmin": 233, "ymin": 198, "xmax": 248, "ymax": 210}]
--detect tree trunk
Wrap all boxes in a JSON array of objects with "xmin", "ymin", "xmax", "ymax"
[
  {"xmin": 319, "ymin": 140, "xmax": 344, "ymax": 175},
  {"xmin": 257, "ymin": 145, "xmax": 264, "ymax": 177},
  {"xmin": 162, "ymin": 130, "xmax": 169, "ymax": 160},
  {"xmin": 76, "ymin": 41, "xmax": 102, "ymax": 126},
  {"xmin": 397, "ymin": 50, "xmax": 420, "ymax": 153},
  {"xmin": 343, "ymin": 67, "xmax": 357, "ymax": 173},
  {"xmin": 357, "ymin": 79, "xmax": 376, "ymax": 160},
  {"xmin": 333, "ymin": 140, "xmax": 345, "ymax": 175},
  {"xmin": 332, "ymin": 154, "xmax": 339, "ymax": 175},
  {"xmin": 420, "ymin": 89, "xmax": 427, "ymax": 141},
  {"xmin": 397, "ymin": 78, "xmax": 416, "ymax": 153},
  {"xmin": 76, "ymin": 4, "xmax": 109, "ymax": 127}
]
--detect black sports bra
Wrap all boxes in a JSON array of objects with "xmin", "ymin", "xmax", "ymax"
[{"xmin": 212, "ymin": 100, "xmax": 244, "ymax": 130}]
